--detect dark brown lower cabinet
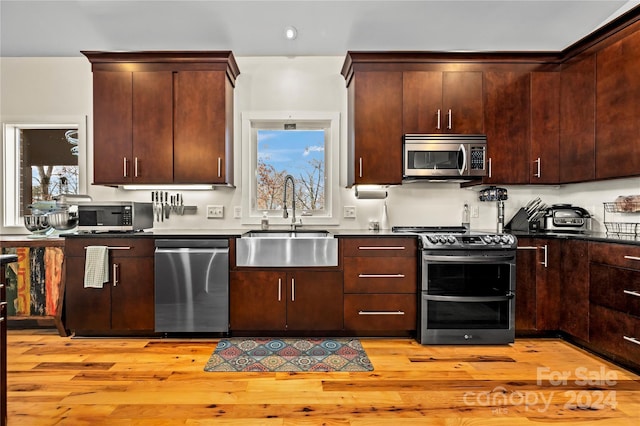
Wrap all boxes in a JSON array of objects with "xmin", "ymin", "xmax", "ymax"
[
  {"xmin": 65, "ymin": 238, "xmax": 155, "ymax": 335},
  {"xmin": 229, "ymin": 270, "xmax": 343, "ymax": 332},
  {"xmin": 589, "ymin": 304, "xmax": 640, "ymax": 368},
  {"xmin": 560, "ymin": 240, "xmax": 590, "ymax": 341}
]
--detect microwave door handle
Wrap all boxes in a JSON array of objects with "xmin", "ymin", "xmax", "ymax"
[{"xmin": 459, "ymin": 144, "xmax": 467, "ymax": 175}]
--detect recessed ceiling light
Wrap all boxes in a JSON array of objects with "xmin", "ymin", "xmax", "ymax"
[{"xmin": 284, "ymin": 26, "xmax": 297, "ymax": 40}]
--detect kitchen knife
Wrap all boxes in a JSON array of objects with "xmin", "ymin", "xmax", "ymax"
[{"xmin": 165, "ymin": 192, "xmax": 170, "ymax": 219}]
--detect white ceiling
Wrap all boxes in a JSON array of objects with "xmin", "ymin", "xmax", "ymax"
[{"xmin": 1, "ymin": 1, "xmax": 639, "ymax": 57}]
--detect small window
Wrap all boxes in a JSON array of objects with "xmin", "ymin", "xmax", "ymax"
[
  {"xmin": 3, "ymin": 118, "xmax": 87, "ymax": 228},
  {"xmin": 242, "ymin": 112, "xmax": 340, "ymax": 225}
]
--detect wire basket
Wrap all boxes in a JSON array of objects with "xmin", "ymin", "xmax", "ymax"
[
  {"xmin": 604, "ymin": 202, "xmax": 640, "ymax": 213},
  {"xmin": 603, "ymin": 222, "xmax": 638, "ymax": 235}
]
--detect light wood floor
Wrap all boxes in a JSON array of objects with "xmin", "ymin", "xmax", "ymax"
[{"xmin": 6, "ymin": 329, "xmax": 640, "ymax": 425}]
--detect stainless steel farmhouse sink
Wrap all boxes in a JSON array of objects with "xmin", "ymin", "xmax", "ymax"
[{"xmin": 235, "ymin": 229, "xmax": 338, "ymax": 267}]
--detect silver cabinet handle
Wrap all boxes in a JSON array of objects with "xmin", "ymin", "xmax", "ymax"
[
  {"xmin": 623, "ymin": 289, "xmax": 640, "ymax": 298},
  {"xmin": 436, "ymin": 109, "xmax": 441, "ymax": 130},
  {"xmin": 134, "ymin": 157, "xmax": 139, "ymax": 178},
  {"xmin": 358, "ymin": 311, "xmax": 405, "ymax": 315},
  {"xmin": 624, "ymin": 255, "xmax": 640, "ymax": 262},
  {"xmin": 112, "ymin": 263, "xmax": 119, "ymax": 287},
  {"xmin": 359, "ymin": 157, "xmax": 363, "ymax": 178},
  {"xmin": 0, "ymin": 318, "xmax": 4, "ymax": 323},
  {"xmin": 0, "ymin": 302, "xmax": 7, "ymax": 308},
  {"xmin": 447, "ymin": 109, "xmax": 452, "ymax": 130},
  {"xmin": 123, "ymin": 157, "xmax": 128, "ymax": 178},
  {"xmin": 541, "ymin": 244, "xmax": 548, "ymax": 268},
  {"xmin": 517, "ymin": 246, "xmax": 538, "ymax": 250},
  {"xmin": 358, "ymin": 246, "xmax": 406, "ymax": 251},
  {"xmin": 217, "ymin": 157, "xmax": 222, "ymax": 178},
  {"xmin": 0, "ymin": 284, "xmax": 4, "ymax": 289},
  {"xmin": 623, "ymin": 335, "xmax": 640, "ymax": 346},
  {"xmin": 277, "ymin": 278, "xmax": 282, "ymax": 302},
  {"xmin": 84, "ymin": 246, "xmax": 131, "ymax": 250},
  {"xmin": 534, "ymin": 157, "xmax": 541, "ymax": 178},
  {"xmin": 488, "ymin": 157, "xmax": 492, "ymax": 178},
  {"xmin": 291, "ymin": 278, "xmax": 295, "ymax": 302},
  {"xmin": 358, "ymin": 274, "xmax": 405, "ymax": 278}
]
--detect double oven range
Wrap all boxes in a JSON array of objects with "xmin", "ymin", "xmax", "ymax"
[{"xmin": 393, "ymin": 226, "xmax": 517, "ymax": 345}]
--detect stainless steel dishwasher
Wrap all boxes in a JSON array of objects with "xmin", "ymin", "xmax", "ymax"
[{"xmin": 154, "ymin": 239, "xmax": 229, "ymax": 333}]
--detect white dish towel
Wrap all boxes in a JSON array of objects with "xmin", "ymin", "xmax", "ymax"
[{"xmin": 84, "ymin": 246, "xmax": 109, "ymax": 288}]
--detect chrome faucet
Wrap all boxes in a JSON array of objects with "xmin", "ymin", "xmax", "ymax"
[{"xmin": 282, "ymin": 174, "xmax": 298, "ymax": 229}]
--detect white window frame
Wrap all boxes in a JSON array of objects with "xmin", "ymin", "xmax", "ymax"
[
  {"xmin": 2, "ymin": 116, "xmax": 88, "ymax": 229},
  {"xmin": 241, "ymin": 111, "xmax": 340, "ymax": 226}
]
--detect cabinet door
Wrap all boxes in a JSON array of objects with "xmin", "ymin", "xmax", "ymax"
[
  {"xmin": 559, "ymin": 54, "xmax": 596, "ymax": 182},
  {"xmin": 286, "ymin": 271, "xmax": 343, "ymax": 331},
  {"xmin": 403, "ymin": 71, "xmax": 443, "ymax": 133},
  {"xmin": 534, "ymin": 239, "xmax": 561, "ymax": 331},
  {"xmin": 516, "ymin": 239, "xmax": 537, "ymax": 332},
  {"xmin": 132, "ymin": 72, "xmax": 174, "ymax": 183},
  {"xmin": 64, "ymin": 256, "xmax": 111, "ymax": 331},
  {"xmin": 483, "ymin": 71, "xmax": 530, "ymax": 184},
  {"xmin": 174, "ymin": 71, "xmax": 230, "ymax": 184},
  {"xmin": 110, "ymin": 256, "xmax": 155, "ymax": 331},
  {"xmin": 92, "ymin": 71, "xmax": 133, "ymax": 185},
  {"xmin": 596, "ymin": 30, "xmax": 640, "ymax": 179},
  {"xmin": 561, "ymin": 240, "xmax": 589, "ymax": 341},
  {"xmin": 229, "ymin": 271, "xmax": 286, "ymax": 330},
  {"xmin": 350, "ymin": 71, "xmax": 403, "ymax": 185},
  {"xmin": 530, "ymin": 72, "xmax": 560, "ymax": 184},
  {"xmin": 442, "ymin": 71, "xmax": 483, "ymax": 134}
]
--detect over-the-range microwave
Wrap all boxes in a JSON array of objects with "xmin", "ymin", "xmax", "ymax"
[
  {"xmin": 403, "ymin": 134, "xmax": 487, "ymax": 181},
  {"xmin": 78, "ymin": 201, "xmax": 153, "ymax": 232}
]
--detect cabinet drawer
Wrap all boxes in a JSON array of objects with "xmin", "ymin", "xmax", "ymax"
[
  {"xmin": 65, "ymin": 238, "xmax": 155, "ymax": 257},
  {"xmin": 344, "ymin": 294, "xmax": 416, "ymax": 330},
  {"xmin": 342, "ymin": 238, "xmax": 417, "ymax": 257},
  {"xmin": 344, "ymin": 257, "xmax": 417, "ymax": 293},
  {"xmin": 590, "ymin": 263, "xmax": 640, "ymax": 316},
  {"xmin": 589, "ymin": 303, "xmax": 640, "ymax": 367},
  {"xmin": 590, "ymin": 242, "xmax": 640, "ymax": 270}
]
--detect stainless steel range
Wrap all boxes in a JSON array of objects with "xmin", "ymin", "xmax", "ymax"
[{"xmin": 392, "ymin": 226, "xmax": 517, "ymax": 345}]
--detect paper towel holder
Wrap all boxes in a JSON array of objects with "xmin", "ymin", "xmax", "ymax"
[{"xmin": 354, "ymin": 185, "xmax": 388, "ymax": 200}]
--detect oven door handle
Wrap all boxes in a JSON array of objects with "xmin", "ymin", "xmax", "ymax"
[
  {"xmin": 424, "ymin": 293, "xmax": 515, "ymax": 303},
  {"xmin": 422, "ymin": 254, "xmax": 514, "ymax": 263}
]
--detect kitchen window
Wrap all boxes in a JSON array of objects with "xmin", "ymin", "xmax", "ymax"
[
  {"xmin": 241, "ymin": 112, "xmax": 340, "ymax": 225},
  {"xmin": 2, "ymin": 117, "xmax": 87, "ymax": 228}
]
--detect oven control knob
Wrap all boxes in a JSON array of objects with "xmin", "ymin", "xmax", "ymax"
[
  {"xmin": 438, "ymin": 236, "xmax": 447, "ymax": 244},
  {"xmin": 447, "ymin": 236, "xmax": 456, "ymax": 244},
  {"xmin": 500, "ymin": 235, "xmax": 513, "ymax": 244},
  {"xmin": 483, "ymin": 235, "xmax": 494, "ymax": 244},
  {"xmin": 427, "ymin": 235, "xmax": 438, "ymax": 244},
  {"xmin": 492, "ymin": 235, "xmax": 501, "ymax": 243}
]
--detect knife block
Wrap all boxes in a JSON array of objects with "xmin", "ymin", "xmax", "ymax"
[{"xmin": 505, "ymin": 208, "xmax": 539, "ymax": 232}]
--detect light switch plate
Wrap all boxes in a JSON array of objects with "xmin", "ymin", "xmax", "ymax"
[
  {"xmin": 207, "ymin": 205, "xmax": 224, "ymax": 219},
  {"xmin": 233, "ymin": 206, "xmax": 242, "ymax": 219},
  {"xmin": 471, "ymin": 206, "xmax": 479, "ymax": 218}
]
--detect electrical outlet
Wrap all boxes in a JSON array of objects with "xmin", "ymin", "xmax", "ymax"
[
  {"xmin": 206, "ymin": 205, "xmax": 224, "ymax": 219},
  {"xmin": 471, "ymin": 206, "xmax": 480, "ymax": 218},
  {"xmin": 344, "ymin": 206, "xmax": 356, "ymax": 218},
  {"xmin": 233, "ymin": 206, "xmax": 242, "ymax": 219}
]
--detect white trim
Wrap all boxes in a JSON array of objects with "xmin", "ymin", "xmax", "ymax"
[
  {"xmin": 241, "ymin": 111, "xmax": 340, "ymax": 226},
  {"xmin": 2, "ymin": 115, "xmax": 88, "ymax": 228}
]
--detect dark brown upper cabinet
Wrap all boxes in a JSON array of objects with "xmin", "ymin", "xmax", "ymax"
[
  {"xmin": 559, "ymin": 53, "xmax": 596, "ymax": 183},
  {"xmin": 483, "ymin": 70, "xmax": 531, "ymax": 185},
  {"xmin": 596, "ymin": 29, "xmax": 640, "ymax": 179},
  {"xmin": 83, "ymin": 51, "xmax": 239, "ymax": 186},
  {"xmin": 529, "ymin": 72, "xmax": 560, "ymax": 184},
  {"xmin": 403, "ymin": 71, "xmax": 483, "ymax": 134}
]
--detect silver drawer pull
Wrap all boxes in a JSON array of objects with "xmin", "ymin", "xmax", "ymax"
[
  {"xmin": 624, "ymin": 255, "xmax": 640, "ymax": 262},
  {"xmin": 358, "ymin": 274, "xmax": 405, "ymax": 278},
  {"xmin": 623, "ymin": 335, "xmax": 640, "ymax": 346},
  {"xmin": 517, "ymin": 246, "xmax": 538, "ymax": 250},
  {"xmin": 358, "ymin": 246, "xmax": 406, "ymax": 250},
  {"xmin": 358, "ymin": 311, "xmax": 405, "ymax": 315},
  {"xmin": 0, "ymin": 302, "xmax": 7, "ymax": 308},
  {"xmin": 84, "ymin": 246, "xmax": 131, "ymax": 250},
  {"xmin": 0, "ymin": 317, "xmax": 4, "ymax": 323},
  {"xmin": 623, "ymin": 289, "xmax": 640, "ymax": 298},
  {"xmin": 0, "ymin": 284, "xmax": 4, "ymax": 289}
]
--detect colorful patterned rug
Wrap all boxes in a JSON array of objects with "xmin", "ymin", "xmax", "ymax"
[{"xmin": 204, "ymin": 338, "xmax": 374, "ymax": 372}]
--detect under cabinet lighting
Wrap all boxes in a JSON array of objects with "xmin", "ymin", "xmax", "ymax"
[
  {"xmin": 120, "ymin": 184, "xmax": 215, "ymax": 191},
  {"xmin": 284, "ymin": 26, "xmax": 297, "ymax": 40}
]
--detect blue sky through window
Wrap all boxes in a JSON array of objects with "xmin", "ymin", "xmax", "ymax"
[{"xmin": 257, "ymin": 129, "xmax": 324, "ymax": 178}]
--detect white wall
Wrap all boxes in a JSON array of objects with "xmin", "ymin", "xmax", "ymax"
[{"xmin": 2, "ymin": 56, "xmax": 639, "ymax": 235}]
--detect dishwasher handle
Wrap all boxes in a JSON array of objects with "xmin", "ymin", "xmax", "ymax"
[{"xmin": 154, "ymin": 239, "xmax": 229, "ymax": 249}]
